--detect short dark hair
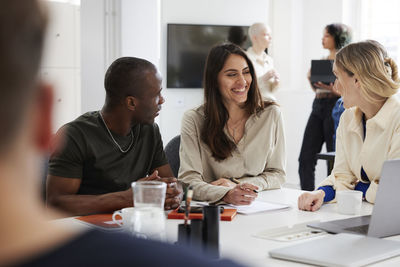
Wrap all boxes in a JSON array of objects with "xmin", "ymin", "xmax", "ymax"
[
  {"xmin": 325, "ymin": 23, "xmax": 352, "ymax": 50},
  {"xmin": 201, "ymin": 43, "xmax": 272, "ymax": 161},
  {"xmin": 104, "ymin": 57, "xmax": 156, "ymax": 107},
  {"xmin": 0, "ymin": 0, "xmax": 47, "ymax": 152}
]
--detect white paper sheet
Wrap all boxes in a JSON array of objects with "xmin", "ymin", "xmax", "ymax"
[{"xmin": 228, "ymin": 200, "xmax": 290, "ymax": 214}]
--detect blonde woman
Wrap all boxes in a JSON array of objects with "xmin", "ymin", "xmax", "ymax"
[{"xmin": 298, "ymin": 40, "xmax": 400, "ymax": 211}]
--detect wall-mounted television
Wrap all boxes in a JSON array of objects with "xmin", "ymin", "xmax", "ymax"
[{"xmin": 167, "ymin": 23, "xmax": 251, "ymax": 89}]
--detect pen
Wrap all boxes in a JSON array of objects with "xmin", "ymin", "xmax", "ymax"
[
  {"xmin": 184, "ymin": 186, "xmax": 193, "ymax": 227},
  {"xmin": 230, "ymin": 177, "xmax": 258, "ymax": 193}
]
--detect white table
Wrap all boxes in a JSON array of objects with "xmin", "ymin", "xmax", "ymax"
[{"xmin": 53, "ymin": 188, "xmax": 400, "ymax": 267}]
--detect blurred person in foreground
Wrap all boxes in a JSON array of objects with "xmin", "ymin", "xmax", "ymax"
[{"xmin": 0, "ymin": 1, "xmax": 243, "ymax": 266}]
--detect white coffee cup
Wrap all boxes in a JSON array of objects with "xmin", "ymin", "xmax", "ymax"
[
  {"xmin": 112, "ymin": 207, "xmax": 135, "ymax": 229},
  {"xmin": 336, "ymin": 190, "xmax": 362, "ymax": 215}
]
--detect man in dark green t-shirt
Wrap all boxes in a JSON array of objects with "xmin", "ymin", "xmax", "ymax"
[{"xmin": 47, "ymin": 57, "xmax": 182, "ymax": 216}]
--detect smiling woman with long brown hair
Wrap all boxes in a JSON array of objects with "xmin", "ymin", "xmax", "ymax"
[{"xmin": 178, "ymin": 43, "xmax": 286, "ymax": 205}]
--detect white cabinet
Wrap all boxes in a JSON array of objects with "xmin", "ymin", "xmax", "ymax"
[
  {"xmin": 41, "ymin": 1, "xmax": 81, "ymax": 132},
  {"xmin": 41, "ymin": 68, "xmax": 81, "ymax": 132}
]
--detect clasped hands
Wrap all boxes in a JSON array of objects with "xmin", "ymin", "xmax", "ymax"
[{"xmin": 211, "ymin": 178, "xmax": 258, "ymax": 206}]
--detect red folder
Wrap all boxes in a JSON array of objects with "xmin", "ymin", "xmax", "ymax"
[
  {"xmin": 167, "ymin": 208, "xmax": 237, "ymax": 221},
  {"xmin": 76, "ymin": 214, "xmax": 120, "ymax": 230}
]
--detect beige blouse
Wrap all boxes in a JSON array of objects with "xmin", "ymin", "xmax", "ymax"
[
  {"xmin": 246, "ymin": 47, "xmax": 278, "ymax": 100},
  {"xmin": 178, "ymin": 104, "xmax": 286, "ymax": 203},
  {"xmin": 318, "ymin": 96, "xmax": 400, "ymax": 203}
]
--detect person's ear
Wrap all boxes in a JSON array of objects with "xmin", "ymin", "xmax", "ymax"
[
  {"xmin": 34, "ymin": 82, "xmax": 53, "ymax": 151},
  {"xmin": 250, "ymin": 34, "xmax": 256, "ymax": 44},
  {"xmin": 126, "ymin": 96, "xmax": 136, "ymax": 111},
  {"xmin": 354, "ymin": 75, "xmax": 361, "ymax": 89}
]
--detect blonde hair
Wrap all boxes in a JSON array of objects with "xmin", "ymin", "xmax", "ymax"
[{"xmin": 335, "ymin": 41, "xmax": 400, "ymax": 104}]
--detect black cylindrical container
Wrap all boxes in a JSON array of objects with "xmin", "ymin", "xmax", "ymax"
[
  {"xmin": 202, "ymin": 206, "xmax": 220, "ymax": 259},
  {"xmin": 177, "ymin": 224, "xmax": 190, "ymax": 245},
  {"xmin": 189, "ymin": 219, "xmax": 203, "ymax": 250}
]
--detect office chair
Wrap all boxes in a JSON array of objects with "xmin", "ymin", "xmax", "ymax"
[{"xmin": 165, "ymin": 135, "xmax": 181, "ymax": 177}]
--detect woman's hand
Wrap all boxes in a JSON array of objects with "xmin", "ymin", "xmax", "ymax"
[
  {"xmin": 223, "ymin": 183, "xmax": 258, "ymax": 205},
  {"xmin": 313, "ymin": 82, "xmax": 340, "ymax": 96},
  {"xmin": 263, "ymin": 69, "xmax": 279, "ymax": 83},
  {"xmin": 298, "ymin": 190, "xmax": 325, "ymax": 211},
  {"xmin": 210, "ymin": 178, "xmax": 236, "ymax": 188}
]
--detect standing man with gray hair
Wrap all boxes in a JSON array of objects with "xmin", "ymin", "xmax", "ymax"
[{"xmin": 246, "ymin": 22, "xmax": 280, "ymax": 101}]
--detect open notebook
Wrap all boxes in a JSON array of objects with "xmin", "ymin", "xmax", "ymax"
[{"xmin": 227, "ymin": 200, "xmax": 290, "ymax": 215}]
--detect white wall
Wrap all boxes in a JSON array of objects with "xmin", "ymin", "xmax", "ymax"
[
  {"xmin": 81, "ymin": 0, "xmax": 107, "ymax": 113},
  {"xmin": 121, "ymin": 0, "xmax": 160, "ymax": 66},
  {"xmin": 270, "ymin": 0, "xmax": 346, "ymax": 186},
  {"xmin": 42, "ymin": 1, "xmax": 81, "ymax": 132}
]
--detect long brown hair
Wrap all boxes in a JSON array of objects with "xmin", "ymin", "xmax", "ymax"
[{"xmin": 201, "ymin": 43, "xmax": 272, "ymax": 161}]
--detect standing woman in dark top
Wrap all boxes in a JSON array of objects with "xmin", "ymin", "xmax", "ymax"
[{"xmin": 299, "ymin": 23, "xmax": 352, "ymax": 191}]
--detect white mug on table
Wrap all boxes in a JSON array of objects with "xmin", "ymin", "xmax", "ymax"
[
  {"xmin": 112, "ymin": 207, "xmax": 136, "ymax": 229},
  {"xmin": 336, "ymin": 190, "xmax": 362, "ymax": 215}
]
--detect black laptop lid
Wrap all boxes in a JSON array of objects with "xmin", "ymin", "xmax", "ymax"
[{"xmin": 310, "ymin": 59, "xmax": 335, "ymax": 84}]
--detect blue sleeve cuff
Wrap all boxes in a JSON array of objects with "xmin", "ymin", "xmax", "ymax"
[
  {"xmin": 354, "ymin": 182, "xmax": 370, "ymax": 198},
  {"xmin": 317, "ymin": 186, "xmax": 335, "ymax": 202}
]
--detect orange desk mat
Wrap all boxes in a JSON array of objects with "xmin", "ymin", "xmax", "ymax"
[
  {"xmin": 76, "ymin": 214, "xmax": 119, "ymax": 230},
  {"xmin": 167, "ymin": 208, "xmax": 237, "ymax": 221},
  {"xmin": 76, "ymin": 208, "xmax": 237, "ymax": 230}
]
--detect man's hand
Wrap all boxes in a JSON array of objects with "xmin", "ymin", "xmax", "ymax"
[
  {"xmin": 223, "ymin": 183, "xmax": 258, "ymax": 205},
  {"xmin": 298, "ymin": 190, "xmax": 325, "ymax": 212},
  {"xmin": 159, "ymin": 177, "xmax": 183, "ymax": 210},
  {"xmin": 210, "ymin": 178, "xmax": 236, "ymax": 188},
  {"xmin": 138, "ymin": 170, "xmax": 161, "ymax": 181}
]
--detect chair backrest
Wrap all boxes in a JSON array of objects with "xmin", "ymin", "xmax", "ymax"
[{"xmin": 164, "ymin": 135, "xmax": 181, "ymax": 177}]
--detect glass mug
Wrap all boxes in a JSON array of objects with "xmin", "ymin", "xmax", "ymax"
[
  {"xmin": 130, "ymin": 181, "xmax": 167, "ymax": 241},
  {"xmin": 129, "ymin": 207, "xmax": 166, "ymax": 241},
  {"xmin": 131, "ymin": 181, "xmax": 166, "ymax": 209}
]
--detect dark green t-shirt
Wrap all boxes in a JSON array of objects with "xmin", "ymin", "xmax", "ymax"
[{"xmin": 48, "ymin": 111, "xmax": 168, "ymax": 195}]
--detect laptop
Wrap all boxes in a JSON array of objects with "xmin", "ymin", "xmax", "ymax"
[
  {"xmin": 269, "ymin": 233, "xmax": 400, "ymax": 267},
  {"xmin": 308, "ymin": 159, "xmax": 400, "ymax": 238},
  {"xmin": 310, "ymin": 59, "xmax": 335, "ymax": 85}
]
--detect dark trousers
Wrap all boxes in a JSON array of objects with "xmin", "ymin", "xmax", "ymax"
[{"xmin": 299, "ymin": 97, "xmax": 339, "ymax": 191}]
